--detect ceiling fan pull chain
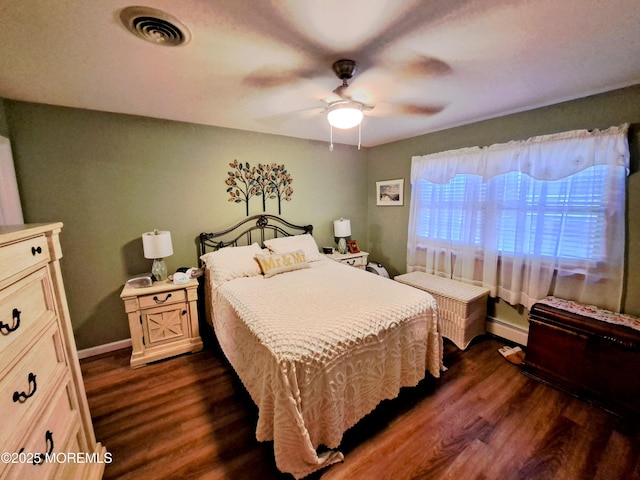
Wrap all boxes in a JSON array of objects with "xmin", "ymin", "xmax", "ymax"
[
  {"xmin": 358, "ymin": 122, "xmax": 361, "ymax": 150},
  {"xmin": 329, "ymin": 125, "xmax": 334, "ymax": 152}
]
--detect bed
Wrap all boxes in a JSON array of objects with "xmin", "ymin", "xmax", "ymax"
[{"xmin": 199, "ymin": 215, "xmax": 443, "ymax": 478}]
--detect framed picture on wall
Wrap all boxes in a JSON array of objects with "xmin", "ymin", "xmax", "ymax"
[{"xmin": 376, "ymin": 178, "xmax": 404, "ymax": 206}]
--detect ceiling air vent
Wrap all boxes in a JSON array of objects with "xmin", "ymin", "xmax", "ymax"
[{"xmin": 120, "ymin": 6, "xmax": 191, "ymax": 46}]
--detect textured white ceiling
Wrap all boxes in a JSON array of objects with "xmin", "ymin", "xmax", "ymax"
[{"xmin": 1, "ymin": 0, "xmax": 639, "ymax": 147}]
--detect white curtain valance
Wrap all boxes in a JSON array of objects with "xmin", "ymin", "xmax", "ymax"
[{"xmin": 411, "ymin": 124, "xmax": 630, "ymax": 185}]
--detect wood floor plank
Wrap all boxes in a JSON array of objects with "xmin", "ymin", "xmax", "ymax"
[{"xmin": 80, "ymin": 336, "xmax": 640, "ymax": 479}]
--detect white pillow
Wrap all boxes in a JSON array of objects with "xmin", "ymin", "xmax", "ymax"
[
  {"xmin": 263, "ymin": 234, "xmax": 323, "ymax": 262},
  {"xmin": 200, "ymin": 243, "xmax": 263, "ymax": 284}
]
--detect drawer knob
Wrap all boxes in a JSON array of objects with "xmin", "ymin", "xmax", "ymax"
[
  {"xmin": 13, "ymin": 372, "xmax": 37, "ymax": 403},
  {"xmin": 153, "ymin": 293, "xmax": 172, "ymax": 304},
  {"xmin": 31, "ymin": 245, "xmax": 42, "ymax": 256},
  {"xmin": 0, "ymin": 308, "xmax": 21, "ymax": 335}
]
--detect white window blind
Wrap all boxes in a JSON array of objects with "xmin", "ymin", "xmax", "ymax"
[{"xmin": 415, "ymin": 165, "xmax": 611, "ymax": 261}]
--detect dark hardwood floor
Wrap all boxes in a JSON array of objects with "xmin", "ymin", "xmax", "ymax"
[{"xmin": 80, "ymin": 336, "xmax": 640, "ymax": 479}]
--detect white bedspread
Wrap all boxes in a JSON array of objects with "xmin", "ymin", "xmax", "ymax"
[{"xmin": 207, "ymin": 259, "xmax": 442, "ymax": 478}]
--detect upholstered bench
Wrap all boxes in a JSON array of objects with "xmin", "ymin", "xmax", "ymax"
[
  {"xmin": 394, "ymin": 272, "xmax": 490, "ymax": 350},
  {"xmin": 523, "ymin": 296, "xmax": 640, "ymax": 417}
]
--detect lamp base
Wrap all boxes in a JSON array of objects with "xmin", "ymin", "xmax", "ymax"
[
  {"xmin": 337, "ymin": 237, "xmax": 347, "ymax": 255},
  {"xmin": 151, "ymin": 258, "xmax": 168, "ymax": 281}
]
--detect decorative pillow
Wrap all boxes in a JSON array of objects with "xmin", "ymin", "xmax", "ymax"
[
  {"xmin": 200, "ymin": 243, "xmax": 263, "ymax": 284},
  {"xmin": 255, "ymin": 250, "xmax": 310, "ymax": 278},
  {"xmin": 263, "ymin": 234, "xmax": 323, "ymax": 262}
]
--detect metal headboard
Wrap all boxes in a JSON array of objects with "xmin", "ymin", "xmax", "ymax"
[{"xmin": 198, "ymin": 214, "xmax": 313, "ymax": 263}]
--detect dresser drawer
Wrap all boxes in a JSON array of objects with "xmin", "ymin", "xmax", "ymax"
[
  {"xmin": 0, "ymin": 268, "xmax": 56, "ymax": 362},
  {"xmin": 9, "ymin": 380, "xmax": 79, "ymax": 480},
  {"xmin": 138, "ymin": 288, "xmax": 187, "ymax": 309},
  {"xmin": 0, "ymin": 323, "xmax": 67, "ymax": 450},
  {"xmin": 0, "ymin": 235, "xmax": 50, "ymax": 285}
]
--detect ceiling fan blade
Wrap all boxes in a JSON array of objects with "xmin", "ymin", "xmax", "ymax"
[
  {"xmin": 243, "ymin": 65, "xmax": 325, "ymax": 90},
  {"xmin": 323, "ymin": 91, "xmax": 342, "ymax": 104},
  {"xmin": 400, "ymin": 55, "xmax": 452, "ymax": 78},
  {"xmin": 255, "ymin": 106, "xmax": 325, "ymax": 127},
  {"xmin": 347, "ymin": 87, "xmax": 374, "ymax": 106},
  {"xmin": 399, "ymin": 103, "xmax": 446, "ymax": 115},
  {"xmin": 367, "ymin": 102, "xmax": 445, "ymax": 117}
]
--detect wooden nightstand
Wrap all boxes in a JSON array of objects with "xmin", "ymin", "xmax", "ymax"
[
  {"xmin": 120, "ymin": 279, "xmax": 203, "ymax": 368},
  {"xmin": 324, "ymin": 251, "xmax": 369, "ymax": 270}
]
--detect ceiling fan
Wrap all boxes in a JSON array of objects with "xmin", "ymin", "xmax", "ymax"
[
  {"xmin": 246, "ymin": 53, "xmax": 450, "ymax": 150},
  {"xmin": 324, "ymin": 59, "xmax": 379, "ymax": 151},
  {"xmin": 324, "ymin": 59, "xmax": 374, "ymax": 130}
]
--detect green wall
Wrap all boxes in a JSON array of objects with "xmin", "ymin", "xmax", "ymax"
[
  {"xmin": 367, "ymin": 84, "xmax": 640, "ymax": 326},
  {"xmin": 6, "ymin": 103, "xmax": 367, "ymax": 349},
  {"xmin": 4, "ymin": 84, "xmax": 640, "ymax": 349}
]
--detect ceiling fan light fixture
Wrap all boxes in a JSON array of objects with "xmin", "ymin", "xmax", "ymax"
[{"xmin": 327, "ymin": 102, "xmax": 363, "ymax": 129}]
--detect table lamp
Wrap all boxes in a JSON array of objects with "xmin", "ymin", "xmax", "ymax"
[
  {"xmin": 333, "ymin": 218, "xmax": 351, "ymax": 254},
  {"xmin": 142, "ymin": 230, "xmax": 173, "ymax": 281}
]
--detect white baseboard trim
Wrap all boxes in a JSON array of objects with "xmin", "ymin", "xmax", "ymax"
[
  {"xmin": 486, "ymin": 316, "xmax": 529, "ymax": 346},
  {"xmin": 78, "ymin": 338, "xmax": 132, "ymax": 359},
  {"xmin": 78, "ymin": 320, "xmax": 527, "ymax": 359}
]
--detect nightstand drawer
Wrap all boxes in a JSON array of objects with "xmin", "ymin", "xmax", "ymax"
[
  {"xmin": 0, "ymin": 235, "xmax": 50, "ymax": 284},
  {"xmin": 324, "ymin": 251, "xmax": 369, "ymax": 270},
  {"xmin": 0, "ymin": 323, "xmax": 66, "ymax": 450},
  {"xmin": 0, "ymin": 268, "xmax": 56, "ymax": 360},
  {"xmin": 138, "ymin": 288, "xmax": 187, "ymax": 309},
  {"xmin": 338, "ymin": 256, "xmax": 367, "ymax": 268}
]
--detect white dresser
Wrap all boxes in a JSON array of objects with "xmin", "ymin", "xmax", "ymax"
[{"xmin": 0, "ymin": 223, "xmax": 105, "ymax": 479}]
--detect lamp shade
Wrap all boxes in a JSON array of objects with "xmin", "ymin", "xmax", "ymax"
[
  {"xmin": 142, "ymin": 230, "xmax": 173, "ymax": 259},
  {"xmin": 333, "ymin": 219, "xmax": 351, "ymax": 238},
  {"xmin": 327, "ymin": 102, "xmax": 363, "ymax": 129}
]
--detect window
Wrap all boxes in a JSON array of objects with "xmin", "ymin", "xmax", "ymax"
[
  {"xmin": 407, "ymin": 125, "xmax": 629, "ymax": 311},
  {"xmin": 415, "ymin": 166, "xmax": 612, "ymax": 262}
]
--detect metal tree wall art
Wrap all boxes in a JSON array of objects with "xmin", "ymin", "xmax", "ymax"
[
  {"xmin": 226, "ymin": 160, "xmax": 258, "ymax": 216},
  {"xmin": 226, "ymin": 160, "xmax": 294, "ymax": 215}
]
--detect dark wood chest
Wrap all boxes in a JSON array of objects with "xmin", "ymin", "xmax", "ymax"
[{"xmin": 522, "ymin": 297, "xmax": 640, "ymax": 418}]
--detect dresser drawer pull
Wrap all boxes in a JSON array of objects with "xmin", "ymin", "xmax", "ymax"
[
  {"xmin": 346, "ymin": 259, "xmax": 356, "ymax": 265},
  {"xmin": 13, "ymin": 372, "xmax": 37, "ymax": 403},
  {"xmin": 20, "ymin": 430, "xmax": 54, "ymax": 465},
  {"xmin": 153, "ymin": 293, "xmax": 172, "ymax": 304},
  {"xmin": 0, "ymin": 308, "xmax": 21, "ymax": 335},
  {"xmin": 31, "ymin": 245, "xmax": 42, "ymax": 256}
]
